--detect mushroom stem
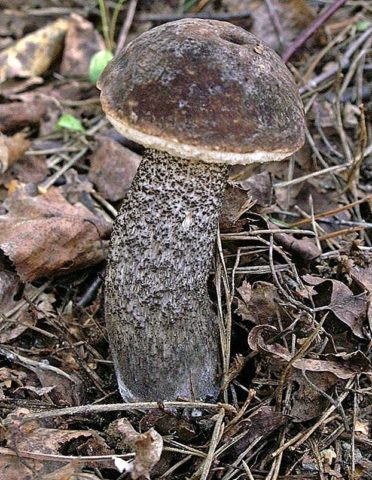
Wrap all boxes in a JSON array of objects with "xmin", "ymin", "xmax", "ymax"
[{"xmin": 105, "ymin": 149, "xmax": 228, "ymax": 401}]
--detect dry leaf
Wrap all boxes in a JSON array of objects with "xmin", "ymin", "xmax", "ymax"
[
  {"xmin": 0, "ymin": 132, "xmax": 30, "ymax": 173},
  {"xmin": 41, "ymin": 464, "xmax": 102, "ymax": 480},
  {"xmin": 222, "ymin": 406, "xmax": 286, "ymax": 457},
  {"xmin": 290, "ymin": 370, "xmax": 338, "ymax": 421},
  {"xmin": 0, "ymin": 270, "xmax": 51, "ymax": 343},
  {"xmin": 236, "ymin": 171, "xmax": 272, "ymax": 207},
  {"xmin": 140, "ymin": 410, "xmax": 196, "ymax": 443},
  {"xmin": 269, "ymin": 222, "xmax": 321, "ymax": 261},
  {"xmin": 89, "ymin": 136, "xmax": 141, "ymax": 201},
  {"xmin": 3, "ymin": 408, "xmax": 110, "ymax": 479},
  {"xmin": 236, "ymin": 281, "xmax": 278, "ymax": 324},
  {"xmin": 223, "ymin": 0, "xmax": 321, "ymax": 53},
  {"xmin": 60, "ymin": 14, "xmax": 105, "ymax": 77},
  {"xmin": 0, "ymin": 18, "xmax": 69, "ymax": 83},
  {"xmin": 117, "ymin": 418, "xmax": 163, "ymax": 480},
  {"xmin": 248, "ymin": 324, "xmax": 371, "ymax": 379},
  {"xmin": 0, "ymin": 449, "xmax": 44, "ymax": 480},
  {"xmin": 0, "ymin": 185, "xmax": 111, "ymax": 281},
  {"xmin": 303, "ymin": 275, "xmax": 368, "ymax": 339},
  {"xmin": 0, "ymin": 99, "xmax": 50, "ymax": 133},
  {"xmin": 0, "ymin": 152, "xmax": 48, "ymax": 186}
]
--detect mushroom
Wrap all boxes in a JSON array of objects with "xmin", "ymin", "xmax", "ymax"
[{"xmin": 98, "ymin": 19, "xmax": 305, "ymax": 401}]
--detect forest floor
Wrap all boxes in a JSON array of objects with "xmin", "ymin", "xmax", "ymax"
[{"xmin": 0, "ymin": 1, "xmax": 371, "ymax": 479}]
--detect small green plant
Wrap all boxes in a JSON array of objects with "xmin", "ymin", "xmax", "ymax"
[
  {"xmin": 56, "ymin": 113, "xmax": 85, "ymax": 133},
  {"xmin": 356, "ymin": 19, "xmax": 371, "ymax": 32},
  {"xmin": 89, "ymin": 0, "xmax": 126, "ymax": 85},
  {"xmin": 98, "ymin": 0, "xmax": 127, "ymax": 51},
  {"xmin": 89, "ymin": 49, "xmax": 114, "ymax": 84}
]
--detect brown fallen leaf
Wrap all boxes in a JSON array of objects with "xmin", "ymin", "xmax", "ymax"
[
  {"xmin": 60, "ymin": 13, "xmax": 105, "ymax": 78},
  {"xmin": 0, "ymin": 185, "xmax": 111, "ymax": 281},
  {"xmin": 42, "ymin": 464, "xmax": 103, "ymax": 480},
  {"xmin": 2, "ymin": 408, "xmax": 110, "ymax": 479},
  {"xmin": 0, "ymin": 18, "xmax": 69, "ymax": 83},
  {"xmin": 269, "ymin": 222, "xmax": 321, "ymax": 262},
  {"xmin": 0, "ymin": 98, "xmax": 51, "ymax": 133},
  {"xmin": 140, "ymin": 409, "xmax": 196, "ymax": 443},
  {"xmin": 236, "ymin": 171, "xmax": 272, "ymax": 208},
  {"xmin": 223, "ymin": 0, "xmax": 322, "ymax": 54},
  {"xmin": 0, "ymin": 449, "xmax": 44, "ymax": 480},
  {"xmin": 117, "ymin": 418, "xmax": 163, "ymax": 480},
  {"xmin": 303, "ymin": 275, "xmax": 368, "ymax": 339},
  {"xmin": 236, "ymin": 280, "xmax": 279, "ymax": 324},
  {"xmin": 89, "ymin": 136, "xmax": 141, "ymax": 201},
  {"xmin": 351, "ymin": 264, "xmax": 372, "ymax": 328},
  {"xmin": 0, "ymin": 132, "xmax": 30, "ymax": 173},
  {"xmin": 0, "ymin": 152, "xmax": 48, "ymax": 186},
  {"xmin": 290, "ymin": 369, "xmax": 338, "ymax": 422},
  {"xmin": 248, "ymin": 324, "xmax": 371, "ymax": 379},
  {"xmin": 221, "ymin": 406, "xmax": 286, "ymax": 457},
  {"xmin": 0, "ymin": 270, "xmax": 55, "ymax": 343}
]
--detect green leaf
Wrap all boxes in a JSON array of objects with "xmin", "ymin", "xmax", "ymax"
[
  {"xmin": 356, "ymin": 20, "xmax": 371, "ymax": 32},
  {"xmin": 89, "ymin": 49, "xmax": 113, "ymax": 84},
  {"xmin": 56, "ymin": 113, "xmax": 85, "ymax": 133},
  {"xmin": 267, "ymin": 217, "xmax": 291, "ymax": 228}
]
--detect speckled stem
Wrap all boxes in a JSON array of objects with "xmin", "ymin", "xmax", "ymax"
[{"xmin": 105, "ymin": 149, "xmax": 228, "ymax": 401}]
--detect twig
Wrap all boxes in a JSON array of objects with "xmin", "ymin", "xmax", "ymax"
[
  {"xmin": 116, "ymin": 0, "xmax": 138, "ymax": 53},
  {"xmin": 77, "ymin": 267, "xmax": 105, "ymax": 308},
  {"xmin": 282, "ymin": 0, "xmax": 349, "ymax": 62},
  {"xmin": 288, "ymin": 195, "xmax": 372, "ymax": 227},
  {"xmin": 272, "ymin": 377, "xmax": 354, "ymax": 457},
  {"xmin": 264, "ymin": 0, "xmax": 284, "ymax": 51},
  {"xmin": 274, "ymin": 162, "xmax": 352, "ymax": 188},
  {"xmin": 22, "ymin": 401, "xmax": 236, "ymax": 422},
  {"xmin": 300, "ymin": 26, "xmax": 372, "ymax": 93},
  {"xmin": 275, "ymin": 314, "xmax": 327, "ymax": 410},
  {"xmin": 136, "ymin": 11, "xmax": 251, "ymax": 24},
  {"xmin": 200, "ymin": 409, "xmax": 225, "ymax": 480}
]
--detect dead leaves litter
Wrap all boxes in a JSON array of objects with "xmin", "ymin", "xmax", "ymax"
[
  {"xmin": 248, "ymin": 324, "xmax": 371, "ymax": 379},
  {"xmin": 0, "ymin": 131, "xmax": 30, "ymax": 173},
  {"xmin": 0, "ymin": 185, "xmax": 111, "ymax": 281},
  {"xmin": 303, "ymin": 274, "xmax": 368, "ymax": 339},
  {"xmin": 116, "ymin": 418, "xmax": 163, "ymax": 480},
  {"xmin": 0, "ymin": 18, "xmax": 69, "ymax": 83}
]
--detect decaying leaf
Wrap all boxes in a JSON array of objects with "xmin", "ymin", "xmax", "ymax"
[
  {"xmin": 290, "ymin": 369, "xmax": 338, "ymax": 422},
  {"xmin": 88, "ymin": 136, "xmax": 141, "ymax": 201},
  {"xmin": 117, "ymin": 418, "xmax": 163, "ymax": 480},
  {"xmin": 0, "ymin": 18, "xmax": 69, "ymax": 83},
  {"xmin": 223, "ymin": 0, "xmax": 321, "ymax": 53},
  {"xmin": 222, "ymin": 406, "xmax": 286, "ymax": 457},
  {"xmin": 248, "ymin": 324, "xmax": 371, "ymax": 379},
  {"xmin": 351, "ymin": 263, "xmax": 372, "ymax": 328},
  {"xmin": 140, "ymin": 409, "xmax": 196, "ymax": 443},
  {"xmin": 2, "ymin": 408, "xmax": 110, "ymax": 479},
  {"xmin": 236, "ymin": 280, "xmax": 279, "ymax": 324},
  {"xmin": 0, "ymin": 152, "xmax": 48, "ymax": 186},
  {"xmin": 0, "ymin": 132, "xmax": 30, "ymax": 174},
  {"xmin": 270, "ymin": 223, "xmax": 321, "ymax": 261},
  {"xmin": 0, "ymin": 285, "xmax": 55, "ymax": 344},
  {"xmin": 0, "ymin": 449, "xmax": 44, "ymax": 480},
  {"xmin": 0, "ymin": 98, "xmax": 50, "ymax": 133},
  {"xmin": 303, "ymin": 275, "xmax": 368, "ymax": 339},
  {"xmin": 42, "ymin": 464, "xmax": 102, "ymax": 480},
  {"xmin": 60, "ymin": 14, "xmax": 105, "ymax": 78},
  {"xmin": 0, "ymin": 185, "xmax": 111, "ymax": 281}
]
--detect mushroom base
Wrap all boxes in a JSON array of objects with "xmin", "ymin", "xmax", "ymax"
[{"xmin": 105, "ymin": 149, "xmax": 228, "ymax": 401}]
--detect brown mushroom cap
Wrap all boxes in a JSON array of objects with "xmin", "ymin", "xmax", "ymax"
[{"xmin": 98, "ymin": 19, "xmax": 305, "ymax": 165}]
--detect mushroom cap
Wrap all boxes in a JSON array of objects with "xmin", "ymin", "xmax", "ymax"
[{"xmin": 98, "ymin": 19, "xmax": 305, "ymax": 165}]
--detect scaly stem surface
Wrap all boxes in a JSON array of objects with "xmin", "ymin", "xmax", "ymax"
[{"xmin": 105, "ymin": 149, "xmax": 227, "ymax": 401}]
